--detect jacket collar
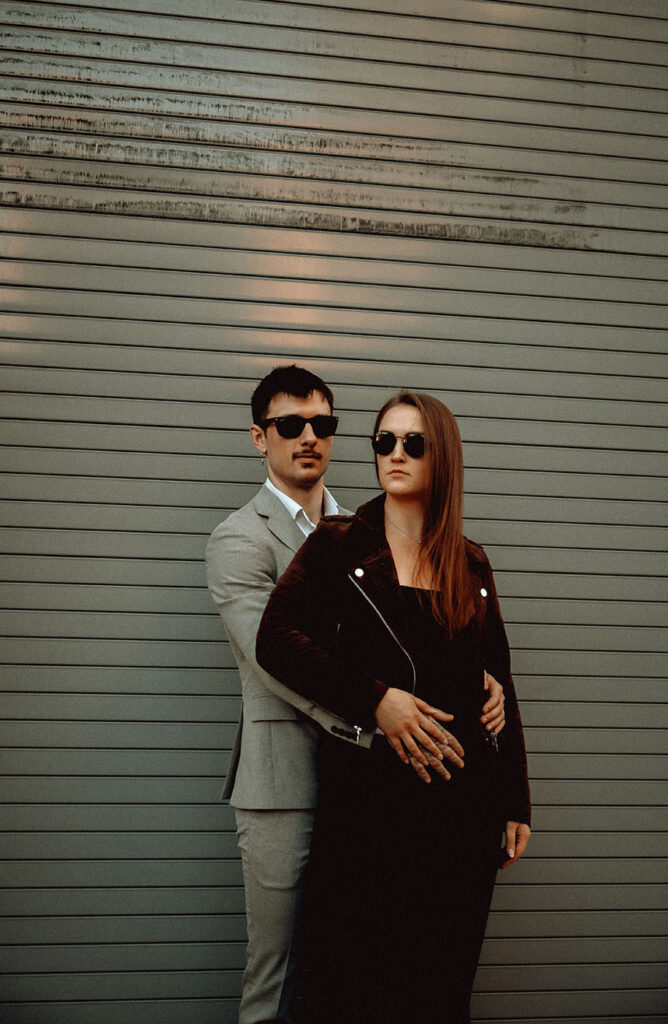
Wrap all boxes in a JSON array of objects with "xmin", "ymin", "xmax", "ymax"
[{"xmin": 344, "ymin": 495, "xmax": 415, "ymax": 646}]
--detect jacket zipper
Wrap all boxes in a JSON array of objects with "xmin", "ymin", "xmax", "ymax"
[{"xmin": 347, "ymin": 572, "xmax": 417, "ymax": 695}]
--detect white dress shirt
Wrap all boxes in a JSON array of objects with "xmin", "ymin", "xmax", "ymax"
[{"xmin": 264, "ymin": 477, "xmax": 339, "ymax": 537}]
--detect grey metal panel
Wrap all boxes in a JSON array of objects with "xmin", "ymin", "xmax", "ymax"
[
  {"xmin": 470, "ymin": 990, "xmax": 668, "ymax": 1017},
  {"xmin": 0, "ymin": 1001, "xmax": 241, "ymax": 1024},
  {"xmin": 3, "ymin": 7, "xmax": 667, "ymax": 89},
  {"xmin": 28, "ymin": 0, "xmax": 668, "ymax": 50},
  {"xmin": 486, "ymin": 909, "xmax": 668, "ymax": 938},
  {"xmin": 0, "ymin": 803, "xmax": 238, "ymax": 831},
  {"xmin": 5, "ymin": 127, "xmax": 668, "ymax": 217},
  {"xmin": 4, "ymin": 210, "xmax": 668, "ymax": 278},
  {"xmin": 1, "ymin": 916, "xmax": 245, "ymax": 943},
  {"xmin": 0, "ymin": 664, "xmax": 236, "ymax": 693},
  {"xmin": 5, "ymin": 107, "xmax": 668, "ymax": 203},
  {"xmin": 5, "ymin": 236, "xmax": 668, "ymax": 309},
  {"xmin": 489, "ymin": 885, "xmax": 667, "ymax": 912},
  {"xmin": 3, "ymin": 265, "xmax": 668, "ymax": 332},
  {"xmin": 3, "ymin": 179, "xmax": 667, "ymax": 254},
  {"xmin": 0, "ymin": 832, "xmax": 239, "ymax": 858},
  {"xmin": 480, "ymin": 934, "xmax": 668, "ymax": 964},
  {"xmin": 6, "ymin": 115, "xmax": 668, "ymax": 209},
  {"xmin": 0, "ymin": 942, "xmax": 246, "ymax": 972},
  {"xmin": 3, "ymin": 306, "xmax": 667, "ymax": 356},
  {"xmin": 476, "ymin": 964, "xmax": 668, "ymax": 990},
  {"xmin": 0, "ymin": 885, "xmax": 245, "ymax": 915}
]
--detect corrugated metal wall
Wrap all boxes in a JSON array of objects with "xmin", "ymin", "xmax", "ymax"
[{"xmin": 1, "ymin": 1, "xmax": 666, "ymax": 1021}]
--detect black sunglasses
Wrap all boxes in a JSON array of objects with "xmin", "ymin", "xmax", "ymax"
[
  {"xmin": 371, "ymin": 430, "xmax": 426, "ymax": 458},
  {"xmin": 259, "ymin": 414, "xmax": 339, "ymax": 439}
]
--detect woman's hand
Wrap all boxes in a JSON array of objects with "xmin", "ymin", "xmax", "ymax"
[
  {"xmin": 375, "ymin": 688, "xmax": 464, "ymax": 781},
  {"xmin": 480, "ymin": 671, "xmax": 505, "ymax": 734},
  {"xmin": 408, "ymin": 723, "xmax": 465, "ymax": 783},
  {"xmin": 500, "ymin": 821, "xmax": 531, "ymax": 868}
]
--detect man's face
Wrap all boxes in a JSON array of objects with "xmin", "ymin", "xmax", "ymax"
[{"xmin": 251, "ymin": 391, "xmax": 334, "ymax": 494}]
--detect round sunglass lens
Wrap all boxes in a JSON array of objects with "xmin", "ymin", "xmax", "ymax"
[
  {"xmin": 404, "ymin": 434, "xmax": 425, "ymax": 458},
  {"xmin": 372, "ymin": 432, "xmax": 395, "ymax": 455}
]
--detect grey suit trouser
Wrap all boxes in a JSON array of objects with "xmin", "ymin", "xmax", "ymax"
[{"xmin": 235, "ymin": 808, "xmax": 315, "ymax": 1024}]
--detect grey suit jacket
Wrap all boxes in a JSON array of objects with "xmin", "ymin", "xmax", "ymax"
[{"xmin": 206, "ymin": 484, "xmax": 373, "ymax": 809}]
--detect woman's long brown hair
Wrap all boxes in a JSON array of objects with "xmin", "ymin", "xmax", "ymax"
[{"xmin": 373, "ymin": 391, "xmax": 475, "ymax": 635}]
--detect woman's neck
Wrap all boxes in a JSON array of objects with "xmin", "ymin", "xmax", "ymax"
[
  {"xmin": 383, "ymin": 496, "xmax": 433, "ymax": 586},
  {"xmin": 383, "ymin": 495, "xmax": 425, "ymax": 543}
]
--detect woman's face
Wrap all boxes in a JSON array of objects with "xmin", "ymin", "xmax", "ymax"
[{"xmin": 376, "ymin": 404, "xmax": 430, "ymax": 503}]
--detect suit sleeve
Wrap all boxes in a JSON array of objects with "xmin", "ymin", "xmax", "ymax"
[
  {"xmin": 481, "ymin": 555, "xmax": 532, "ymax": 826},
  {"xmin": 256, "ymin": 522, "xmax": 388, "ymax": 731},
  {"xmin": 206, "ymin": 517, "xmax": 323, "ymax": 714}
]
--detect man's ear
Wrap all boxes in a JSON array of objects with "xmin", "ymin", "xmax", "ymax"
[{"xmin": 249, "ymin": 424, "xmax": 267, "ymax": 456}]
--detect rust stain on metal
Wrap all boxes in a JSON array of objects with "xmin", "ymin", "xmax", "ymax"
[{"xmin": 0, "ymin": 183, "xmax": 613, "ymax": 254}]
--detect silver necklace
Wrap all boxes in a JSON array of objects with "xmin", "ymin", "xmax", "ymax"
[{"xmin": 385, "ymin": 512, "xmax": 422, "ymax": 544}]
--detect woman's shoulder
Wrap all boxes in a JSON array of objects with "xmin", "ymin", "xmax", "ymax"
[
  {"xmin": 317, "ymin": 512, "xmax": 356, "ymax": 535},
  {"xmin": 302, "ymin": 513, "xmax": 356, "ymax": 555},
  {"xmin": 464, "ymin": 536, "xmax": 490, "ymax": 565}
]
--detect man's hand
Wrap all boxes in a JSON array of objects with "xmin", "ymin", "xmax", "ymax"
[
  {"xmin": 375, "ymin": 688, "xmax": 464, "ymax": 782},
  {"xmin": 500, "ymin": 821, "xmax": 531, "ymax": 868},
  {"xmin": 481, "ymin": 671, "xmax": 505, "ymax": 735}
]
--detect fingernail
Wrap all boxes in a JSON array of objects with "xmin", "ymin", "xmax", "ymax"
[{"xmin": 508, "ymin": 849, "xmax": 514, "ymax": 858}]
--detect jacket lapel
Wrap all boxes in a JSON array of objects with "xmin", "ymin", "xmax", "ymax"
[{"xmin": 254, "ymin": 484, "xmax": 305, "ymax": 555}]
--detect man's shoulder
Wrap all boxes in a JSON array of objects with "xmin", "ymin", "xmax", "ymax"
[{"xmin": 207, "ymin": 488, "xmax": 277, "ymax": 550}]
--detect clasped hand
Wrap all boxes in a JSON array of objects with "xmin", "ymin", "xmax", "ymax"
[
  {"xmin": 374, "ymin": 689, "xmax": 463, "ymax": 783},
  {"xmin": 375, "ymin": 672, "xmax": 505, "ymax": 784}
]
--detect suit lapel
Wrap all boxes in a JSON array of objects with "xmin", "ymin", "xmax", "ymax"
[{"xmin": 253, "ymin": 484, "xmax": 306, "ymax": 555}]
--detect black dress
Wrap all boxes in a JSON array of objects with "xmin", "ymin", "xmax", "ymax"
[{"xmin": 298, "ymin": 587, "xmax": 506, "ymax": 1024}]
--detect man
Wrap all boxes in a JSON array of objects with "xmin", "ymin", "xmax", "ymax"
[{"xmin": 206, "ymin": 365, "xmax": 504, "ymax": 1024}]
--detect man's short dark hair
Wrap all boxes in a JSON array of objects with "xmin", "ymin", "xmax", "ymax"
[{"xmin": 251, "ymin": 364, "xmax": 334, "ymax": 424}]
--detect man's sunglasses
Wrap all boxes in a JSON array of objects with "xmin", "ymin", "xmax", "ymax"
[
  {"xmin": 371, "ymin": 431, "xmax": 426, "ymax": 458},
  {"xmin": 259, "ymin": 414, "xmax": 339, "ymax": 439}
]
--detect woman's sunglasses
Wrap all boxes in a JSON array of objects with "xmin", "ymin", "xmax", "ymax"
[
  {"xmin": 371, "ymin": 431, "xmax": 426, "ymax": 458},
  {"xmin": 259, "ymin": 414, "xmax": 339, "ymax": 439}
]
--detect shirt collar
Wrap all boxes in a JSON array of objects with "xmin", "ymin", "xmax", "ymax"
[{"xmin": 264, "ymin": 477, "xmax": 338, "ymax": 536}]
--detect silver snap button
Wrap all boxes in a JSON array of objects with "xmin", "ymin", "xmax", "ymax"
[
  {"xmin": 480, "ymin": 587, "xmax": 488, "ymax": 597},
  {"xmin": 354, "ymin": 567, "xmax": 364, "ymax": 578}
]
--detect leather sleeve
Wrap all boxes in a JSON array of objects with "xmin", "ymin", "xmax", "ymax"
[
  {"xmin": 256, "ymin": 521, "xmax": 387, "ymax": 731},
  {"xmin": 480, "ymin": 554, "xmax": 532, "ymax": 826}
]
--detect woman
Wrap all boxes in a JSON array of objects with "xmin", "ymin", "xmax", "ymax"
[{"xmin": 257, "ymin": 391, "xmax": 531, "ymax": 1024}]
